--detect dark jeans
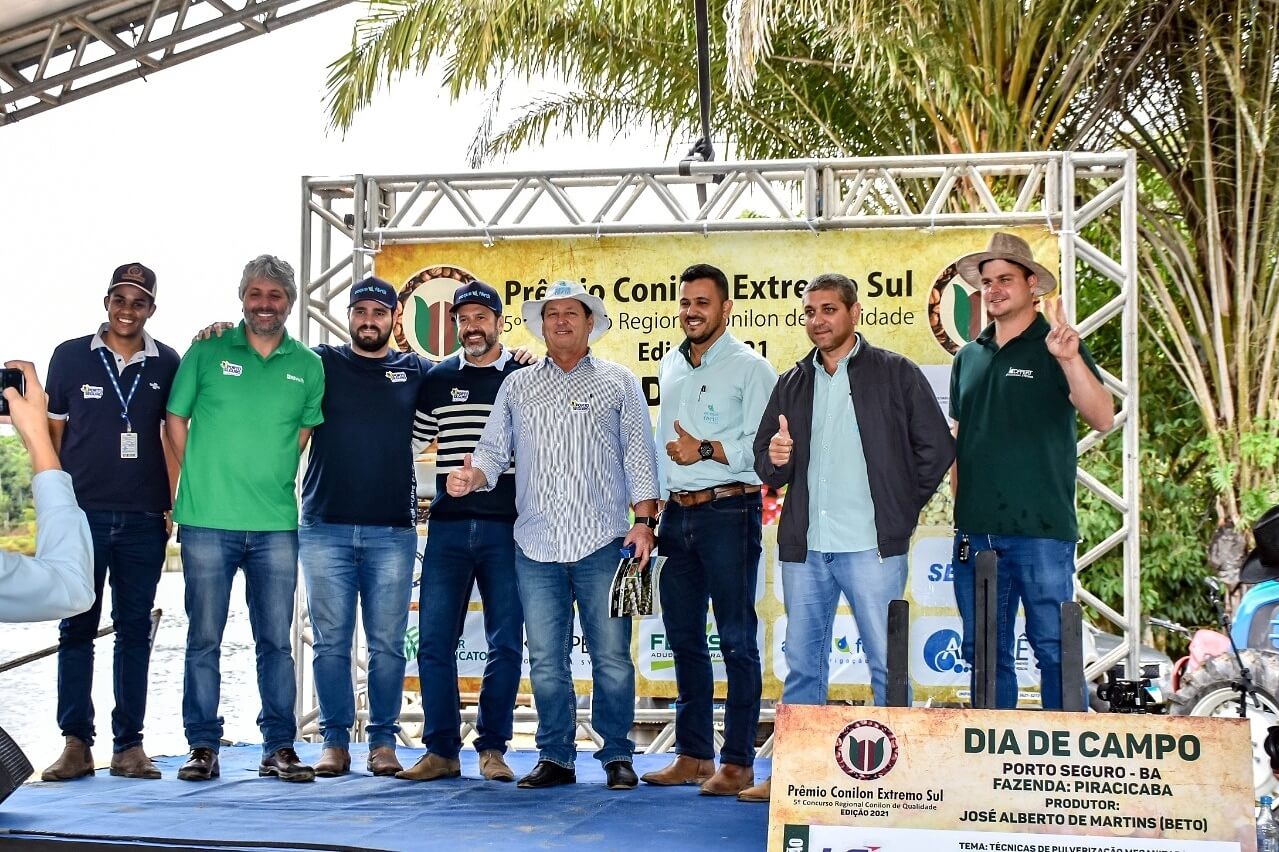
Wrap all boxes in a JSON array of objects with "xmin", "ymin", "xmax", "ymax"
[
  {"xmin": 57, "ymin": 510, "xmax": 167, "ymax": 752},
  {"xmin": 657, "ymin": 493, "xmax": 763, "ymax": 766},
  {"xmin": 418, "ymin": 518, "xmax": 524, "ymax": 759}
]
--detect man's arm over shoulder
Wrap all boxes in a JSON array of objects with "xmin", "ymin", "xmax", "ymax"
[{"xmin": 0, "ymin": 470, "xmax": 93, "ymax": 623}]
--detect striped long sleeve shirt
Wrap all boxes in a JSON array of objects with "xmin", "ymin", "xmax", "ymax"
[
  {"xmin": 471, "ymin": 352, "xmax": 660, "ymax": 563},
  {"xmin": 413, "ymin": 347, "xmax": 523, "ymax": 521}
]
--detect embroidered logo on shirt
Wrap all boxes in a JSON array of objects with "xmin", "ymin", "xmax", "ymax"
[
  {"xmin": 221, "ymin": 360, "xmax": 243, "ymax": 377},
  {"xmin": 149, "ymin": 382, "xmax": 161, "ymax": 391},
  {"xmin": 450, "ymin": 388, "xmax": 470, "ymax": 403},
  {"xmin": 702, "ymin": 403, "xmax": 721, "ymax": 425},
  {"xmin": 80, "ymin": 384, "xmax": 103, "ymax": 399},
  {"xmin": 1005, "ymin": 368, "xmax": 1034, "ymax": 379},
  {"xmin": 286, "ymin": 373, "xmax": 305, "ymax": 384},
  {"xmin": 385, "ymin": 371, "xmax": 408, "ymax": 383},
  {"xmin": 569, "ymin": 399, "xmax": 590, "ymax": 412}
]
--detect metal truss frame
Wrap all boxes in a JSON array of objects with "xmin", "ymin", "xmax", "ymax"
[
  {"xmin": 297, "ymin": 150, "xmax": 1140, "ymax": 736},
  {"xmin": 0, "ymin": 0, "xmax": 352, "ymax": 126}
]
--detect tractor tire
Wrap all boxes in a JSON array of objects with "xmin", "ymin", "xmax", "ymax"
[{"xmin": 1169, "ymin": 648, "xmax": 1279, "ymax": 798}]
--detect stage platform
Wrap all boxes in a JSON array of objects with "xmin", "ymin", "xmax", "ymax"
[{"xmin": 0, "ymin": 745, "xmax": 770, "ymax": 850}]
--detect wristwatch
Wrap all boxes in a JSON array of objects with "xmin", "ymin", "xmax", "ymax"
[
  {"xmin": 634, "ymin": 516, "xmax": 658, "ymax": 529},
  {"xmin": 698, "ymin": 439, "xmax": 714, "ymax": 461}
]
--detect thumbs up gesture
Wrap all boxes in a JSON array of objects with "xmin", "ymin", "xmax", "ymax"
[
  {"xmin": 446, "ymin": 452, "xmax": 488, "ymax": 497},
  {"xmin": 769, "ymin": 414, "xmax": 793, "ymax": 467},
  {"xmin": 666, "ymin": 419, "xmax": 704, "ymax": 466}
]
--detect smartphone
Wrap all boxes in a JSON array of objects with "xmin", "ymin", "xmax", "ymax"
[{"xmin": 0, "ymin": 368, "xmax": 25, "ymax": 416}]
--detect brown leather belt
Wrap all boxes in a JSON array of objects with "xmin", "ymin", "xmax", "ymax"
[{"xmin": 668, "ymin": 483, "xmax": 762, "ymax": 508}]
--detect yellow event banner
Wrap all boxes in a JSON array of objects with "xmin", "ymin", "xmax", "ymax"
[
  {"xmin": 768, "ymin": 705, "xmax": 1255, "ymax": 852},
  {"xmin": 382, "ymin": 227, "xmax": 1058, "ymax": 701}
]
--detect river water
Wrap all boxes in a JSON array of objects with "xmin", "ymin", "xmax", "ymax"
[{"xmin": 0, "ymin": 572, "xmax": 262, "ymax": 772}]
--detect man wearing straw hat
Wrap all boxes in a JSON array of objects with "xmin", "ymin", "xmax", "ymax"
[
  {"xmin": 447, "ymin": 280, "xmax": 660, "ymax": 791},
  {"xmin": 949, "ymin": 232, "xmax": 1113, "ymax": 711}
]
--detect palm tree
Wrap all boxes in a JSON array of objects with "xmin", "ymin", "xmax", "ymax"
[{"xmin": 326, "ymin": 0, "xmax": 1279, "ymax": 530}]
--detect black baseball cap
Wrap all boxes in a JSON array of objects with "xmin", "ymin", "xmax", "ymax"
[{"xmin": 450, "ymin": 280, "xmax": 503, "ymax": 316}]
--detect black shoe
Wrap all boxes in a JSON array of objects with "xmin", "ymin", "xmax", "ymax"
[
  {"xmin": 259, "ymin": 747, "xmax": 316, "ymax": 782},
  {"xmin": 604, "ymin": 760, "xmax": 638, "ymax": 790},
  {"xmin": 177, "ymin": 748, "xmax": 220, "ymax": 781},
  {"xmin": 517, "ymin": 759, "xmax": 576, "ymax": 789}
]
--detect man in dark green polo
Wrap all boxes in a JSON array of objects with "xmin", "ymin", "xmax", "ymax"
[
  {"xmin": 949, "ymin": 232, "xmax": 1114, "ymax": 711},
  {"xmin": 166, "ymin": 254, "xmax": 325, "ymax": 781}
]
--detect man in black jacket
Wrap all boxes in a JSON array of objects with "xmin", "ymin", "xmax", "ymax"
[{"xmin": 739, "ymin": 272, "xmax": 953, "ymax": 803}]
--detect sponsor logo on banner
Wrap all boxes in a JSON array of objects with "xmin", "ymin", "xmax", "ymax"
[
  {"xmin": 774, "ymin": 614, "xmax": 870, "ymax": 687},
  {"xmin": 395, "ymin": 265, "xmax": 472, "ymax": 362},
  {"xmin": 910, "ymin": 615, "xmax": 1041, "ymax": 691},
  {"xmin": 220, "ymin": 360, "xmax": 243, "ymax": 377},
  {"xmin": 834, "ymin": 719, "xmax": 899, "ymax": 781},
  {"xmin": 909, "ymin": 535, "xmax": 958, "ymax": 607},
  {"xmin": 80, "ymin": 384, "xmax": 103, "ymax": 399},
  {"xmin": 923, "ymin": 628, "xmax": 969, "ymax": 674}
]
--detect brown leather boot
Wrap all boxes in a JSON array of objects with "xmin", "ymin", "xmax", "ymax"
[
  {"xmin": 737, "ymin": 776, "xmax": 772, "ymax": 802},
  {"xmin": 366, "ymin": 747, "xmax": 401, "ymax": 777},
  {"xmin": 109, "ymin": 745, "xmax": 161, "ymax": 779},
  {"xmin": 700, "ymin": 762, "xmax": 754, "ymax": 796},
  {"xmin": 639, "ymin": 754, "xmax": 715, "ymax": 786},
  {"xmin": 478, "ymin": 749, "xmax": 515, "ymax": 782},
  {"xmin": 395, "ymin": 753, "xmax": 460, "ymax": 781},
  {"xmin": 314, "ymin": 747, "xmax": 351, "ymax": 777},
  {"xmin": 41, "ymin": 736, "xmax": 94, "ymax": 781}
]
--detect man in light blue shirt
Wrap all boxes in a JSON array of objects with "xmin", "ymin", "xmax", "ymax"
[
  {"xmin": 642, "ymin": 264, "xmax": 776, "ymax": 797},
  {"xmin": 448, "ymin": 280, "xmax": 660, "ymax": 792}
]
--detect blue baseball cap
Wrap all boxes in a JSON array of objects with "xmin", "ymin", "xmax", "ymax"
[
  {"xmin": 349, "ymin": 276, "xmax": 399, "ymax": 311},
  {"xmin": 451, "ymin": 280, "xmax": 503, "ymax": 316}
]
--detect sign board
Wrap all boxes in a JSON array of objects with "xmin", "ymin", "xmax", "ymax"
[{"xmin": 768, "ymin": 705, "xmax": 1255, "ymax": 851}]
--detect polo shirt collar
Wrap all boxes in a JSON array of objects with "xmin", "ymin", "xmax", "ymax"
[
  {"xmin": 461, "ymin": 344, "xmax": 513, "ymax": 370},
  {"xmin": 91, "ymin": 323, "xmax": 159, "ymax": 366},
  {"xmin": 976, "ymin": 314, "xmax": 1050, "ymax": 348},
  {"xmin": 678, "ymin": 329, "xmax": 734, "ymax": 368}
]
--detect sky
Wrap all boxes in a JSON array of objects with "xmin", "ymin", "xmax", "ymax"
[{"xmin": 0, "ymin": 5, "xmax": 671, "ymax": 379}]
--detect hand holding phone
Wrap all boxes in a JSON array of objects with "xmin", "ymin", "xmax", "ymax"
[{"xmin": 0, "ymin": 367, "xmax": 24, "ymax": 417}]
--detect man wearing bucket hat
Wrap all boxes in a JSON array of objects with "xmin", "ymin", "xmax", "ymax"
[
  {"xmin": 948, "ymin": 232, "xmax": 1113, "ymax": 711},
  {"xmin": 447, "ymin": 280, "xmax": 660, "ymax": 791}
]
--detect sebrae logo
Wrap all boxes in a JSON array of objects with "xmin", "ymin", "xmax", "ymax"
[
  {"xmin": 834, "ymin": 719, "xmax": 899, "ymax": 781},
  {"xmin": 220, "ymin": 360, "xmax": 243, "ymax": 377},
  {"xmin": 395, "ymin": 265, "xmax": 475, "ymax": 362}
]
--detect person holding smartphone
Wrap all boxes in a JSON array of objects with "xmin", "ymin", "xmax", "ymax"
[{"xmin": 0, "ymin": 360, "xmax": 94, "ymax": 623}]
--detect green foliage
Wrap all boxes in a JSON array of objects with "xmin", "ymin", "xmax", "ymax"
[{"xmin": 0, "ymin": 435, "xmax": 33, "ymax": 531}]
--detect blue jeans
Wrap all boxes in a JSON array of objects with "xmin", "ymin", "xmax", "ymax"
[
  {"xmin": 418, "ymin": 518, "xmax": 523, "ymax": 758},
  {"xmin": 181, "ymin": 526, "xmax": 300, "ymax": 756},
  {"xmin": 658, "ymin": 493, "xmax": 762, "ymax": 766},
  {"xmin": 780, "ymin": 549, "xmax": 909, "ymax": 707},
  {"xmin": 952, "ymin": 532, "xmax": 1080, "ymax": 710},
  {"xmin": 57, "ymin": 510, "xmax": 167, "ymax": 752},
  {"xmin": 515, "ymin": 539, "xmax": 634, "ymax": 768},
  {"xmin": 299, "ymin": 522, "xmax": 416, "ymax": 749}
]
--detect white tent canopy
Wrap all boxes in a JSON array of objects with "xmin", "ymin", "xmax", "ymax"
[{"xmin": 0, "ymin": 0, "xmax": 352, "ymax": 126}]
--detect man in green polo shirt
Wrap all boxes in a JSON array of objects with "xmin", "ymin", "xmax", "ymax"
[
  {"xmin": 949, "ymin": 232, "xmax": 1114, "ymax": 711},
  {"xmin": 166, "ymin": 254, "xmax": 325, "ymax": 781}
]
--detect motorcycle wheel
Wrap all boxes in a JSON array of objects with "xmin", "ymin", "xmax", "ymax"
[{"xmin": 1169, "ymin": 648, "xmax": 1279, "ymax": 798}]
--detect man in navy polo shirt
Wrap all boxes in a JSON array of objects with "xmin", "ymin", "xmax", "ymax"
[
  {"xmin": 299, "ymin": 276, "xmax": 429, "ymax": 778},
  {"xmin": 42, "ymin": 262, "xmax": 180, "ymax": 781},
  {"xmin": 398, "ymin": 280, "xmax": 528, "ymax": 784}
]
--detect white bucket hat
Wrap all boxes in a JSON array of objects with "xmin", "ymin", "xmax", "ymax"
[
  {"xmin": 521, "ymin": 280, "xmax": 613, "ymax": 344},
  {"xmin": 955, "ymin": 232, "xmax": 1058, "ymax": 296}
]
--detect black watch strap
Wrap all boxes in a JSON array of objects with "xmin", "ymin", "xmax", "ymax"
[{"xmin": 635, "ymin": 515, "xmax": 658, "ymax": 529}]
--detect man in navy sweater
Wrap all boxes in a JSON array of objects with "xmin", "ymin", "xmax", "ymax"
[
  {"xmin": 300, "ymin": 277, "xmax": 429, "ymax": 777},
  {"xmin": 398, "ymin": 280, "xmax": 528, "ymax": 784}
]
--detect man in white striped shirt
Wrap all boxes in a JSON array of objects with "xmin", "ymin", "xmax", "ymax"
[{"xmin": 448, "ymin": 280, "xmax": 660, "ymax": 791}]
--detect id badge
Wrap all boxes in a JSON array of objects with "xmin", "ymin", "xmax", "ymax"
[{"xmin": 120, "ymin": 431, "xmax": 138, "ymax": 459}]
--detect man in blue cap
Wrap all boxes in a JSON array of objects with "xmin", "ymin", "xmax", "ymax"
[
  {"xmin": 399, "ymin": 279, "xmax": 530, "ymax": 784},
  {"xmin": 300, "ymin": 276, "xmax": 430, "ymax": 777}
]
